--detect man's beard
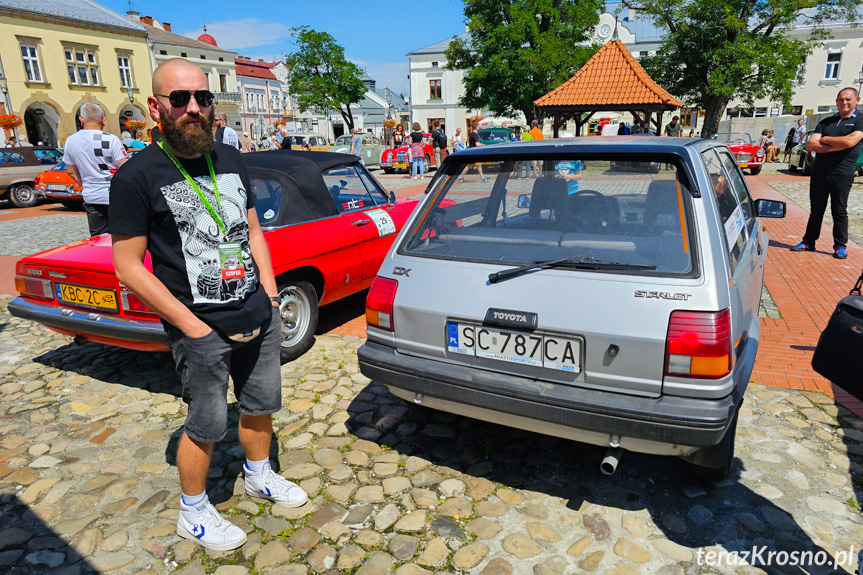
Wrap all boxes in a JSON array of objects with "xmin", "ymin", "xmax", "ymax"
[{"xmin": 159, "ymin": 105, "xmax": 215, "ymax": 156}]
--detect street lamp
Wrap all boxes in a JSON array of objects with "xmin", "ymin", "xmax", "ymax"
[
  {"xmin": 0, "ymin": 75, "xmax": 18, "ymax": 139},
  {"xmin": 126, "ymin": 85, "xmax": 135, "ymax": 105},
  {"xmin": 857, "ymin": 69, "xmax": 863, "ymax": 95}
]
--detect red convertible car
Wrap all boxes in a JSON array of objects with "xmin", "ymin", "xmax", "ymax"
[
  {"xmin": 380, "ymin": 133, "xmax": 439, "ymax": 174},
  {"xmin": 10, "ymin": 151, "xmax": 418, "ymax": 362},
  {"xmin": 712, "ymin": 133, "xmax": 765, "ymax": 175}
]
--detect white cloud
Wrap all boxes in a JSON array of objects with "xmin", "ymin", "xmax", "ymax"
[{"xmin": 180, "ymin": 19, "xmax": 292, "ymax": 51}]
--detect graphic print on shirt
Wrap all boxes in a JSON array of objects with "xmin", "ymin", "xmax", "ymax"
[{"xmin": 159, "ymin": 173, "xmax": 257, "ymax": 304}]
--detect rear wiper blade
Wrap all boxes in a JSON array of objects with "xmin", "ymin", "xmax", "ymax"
[{"xmin": 488, "ymin": 256, "xmax": 656, "ymax": 284}]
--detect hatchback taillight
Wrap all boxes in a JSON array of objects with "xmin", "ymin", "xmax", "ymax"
[
  {"xmin": 14, "ymin": 275, "xmax": 53, "ymax": 300},
  {"xmin": 366, "ymin": 277, "xmax": 398, "ymax": 331},
  {"xmin": 665, "ymin": 309, "xmax": 732, "ymax": 379}
]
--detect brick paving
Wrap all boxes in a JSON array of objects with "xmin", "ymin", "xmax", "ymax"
[{"xmin": 748, "ymin": 174, "xmax": 863, "ymax": 417}]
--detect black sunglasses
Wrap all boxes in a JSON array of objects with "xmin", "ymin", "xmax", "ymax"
[{"xmin": 154, "ymin": 90, "xmax": 215, "ymax": 109}]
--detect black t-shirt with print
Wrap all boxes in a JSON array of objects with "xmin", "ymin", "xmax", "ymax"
[
  {"xmin": 109, "ymin": 143, "xmax": 270, "ymax": 335},
  {"xmin": 468, "ymin": 131, "xmax": 480, "ymax": 147},
  {"xmin": 813, "ymin": 111, "xmax": 863, "ymax": 177}
]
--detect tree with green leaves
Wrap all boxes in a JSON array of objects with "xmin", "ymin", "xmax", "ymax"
[
  {"xmin": 445, "ymin": 0, "xmax": 603, "ymax": 126},
  {"xmin": 624, "ymin": 0, "xmax": 861, "ymax": 138},
  {"xmin": 285, "ymin": 27, "xmax": 367, "ymax": 133}
]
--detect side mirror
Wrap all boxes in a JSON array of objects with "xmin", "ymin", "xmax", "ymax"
[
  {"xmin": 755, "ymin": 199, "xmax": 786, "ymax": 218},
  {"xmin": 389, "ymin": 191, "xmax": 396, "ymax": 204},
  {"xmin": 518, "ymin": 194, "xmax": 532, "ymax": 209}
]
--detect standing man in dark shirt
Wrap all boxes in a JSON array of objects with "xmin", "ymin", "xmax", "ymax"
[
  {"xmin": 431, "ymin": 119, "xmax": 446, "ymax": 168},
  {"xmin": 110, "ymin": 58, "xmax": 307, "ymax": 552},
  {"xmin": 279, "ymin": 127, "xmax": 292, "ymax": 151},
  {"xmin": 791, "ymin": 87, "xmax": 863, "ymax": 259}
]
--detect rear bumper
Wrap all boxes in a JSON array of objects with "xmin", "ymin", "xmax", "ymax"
[
  {"xmin": 8, "ymin": 296, "xmax": 167, "ymax": 344},
  {"xmin": 358, "ymin": 341, "xmax": 743, "ymax": 449},
  {"xmin": 36, "ymin": 188, "xmax": 82, "ymax": 200}
]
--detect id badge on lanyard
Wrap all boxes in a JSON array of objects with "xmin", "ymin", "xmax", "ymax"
[{"xmin": 218, "ymin": 241, "xmax": 246, "ymax": 280}]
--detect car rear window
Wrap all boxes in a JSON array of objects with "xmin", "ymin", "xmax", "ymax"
[
  {"xmin": 34, "ymin": 149, "xmax": 62, "ymax": 165},
  {"xmin": 400, "ymin": 157, "xmax": 696, "ymax": 276},
  {"xmin": 251, "ymin": 176, "xmax": 282, "ymax": 225}
]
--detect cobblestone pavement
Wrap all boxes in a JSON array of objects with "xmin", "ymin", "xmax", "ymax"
[
  {"xmin": 2, "ymin": 294, "xmax": 863, "ymax": 575},
  {"xmin": 0, "ymin": 214, "xmax": 90, "ymax": 257}
]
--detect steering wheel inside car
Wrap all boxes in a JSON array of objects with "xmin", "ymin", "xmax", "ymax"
[{"xmin": 569, "ymin": 190, "xmax": 615, "ymax": 233}]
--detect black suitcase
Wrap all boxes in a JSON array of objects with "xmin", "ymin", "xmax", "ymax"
[{"xmin": 811, "ymin": 272, "xmax": 863, "ymax": 396}]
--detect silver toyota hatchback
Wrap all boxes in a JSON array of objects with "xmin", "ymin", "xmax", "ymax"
[{"xmin": 357, "ymin": 137, "xmax": 785, "ymax": 479}]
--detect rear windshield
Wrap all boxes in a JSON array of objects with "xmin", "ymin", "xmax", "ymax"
[{"xmin": 400, "ymin": 157, "xmax": 696, "ymax": 276}]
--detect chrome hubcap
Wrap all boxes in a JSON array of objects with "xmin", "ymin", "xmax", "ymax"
[{"xmin": 278, "ymin": 285, "xmax": 310, "ymax": 346}]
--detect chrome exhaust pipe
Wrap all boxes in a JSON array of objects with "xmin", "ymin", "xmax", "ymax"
[{"xmin": 601, "ymin": 435, "xmax": 623, "ymax": 475}]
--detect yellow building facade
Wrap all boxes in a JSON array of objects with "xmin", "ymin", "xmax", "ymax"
[{"xmin": 0, "ymin": 0, "xmax": 153, "ymax": 146}]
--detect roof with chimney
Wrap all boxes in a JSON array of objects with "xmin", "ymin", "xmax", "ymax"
[
  {"xmin": 534, "ymin": 39, "xmax": 682, "ymax": 111},
  {"xmin": 0, "ymin": 0, "xmax": 145, "ymax": 34},
  {"xmin": 142, "ymin": 22, "xmax": 236, "ymax": 54}
]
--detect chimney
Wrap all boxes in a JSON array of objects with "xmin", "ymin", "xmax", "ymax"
[
  {"xmin": 163, "ymin": 22, "xmax": 172, "ymax": 32},
  {"xmin": 258, "ymin": 59, "xmax": 264, "ymax": 62},
  {"xmin": 140, "ymin": 15, "xmax": 154, "ymax": 25},
  {"xmin": 126, "ymin": 10, "xmax": 140, "ymax": 20}
]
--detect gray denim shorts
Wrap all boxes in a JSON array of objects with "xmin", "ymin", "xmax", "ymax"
[{"xmin": 167, "ymin": 307, "xmax": 282, "ymax": 443}]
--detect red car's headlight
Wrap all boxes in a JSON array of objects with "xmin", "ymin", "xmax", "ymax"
[{"xmin": 755, "ymin": 149, "xmax": 765, "ymax": 158}]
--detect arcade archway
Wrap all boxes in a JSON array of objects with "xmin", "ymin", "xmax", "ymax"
[{"xmin": 24, "ymin": 103, "xmax": 60, "ymax": 147}]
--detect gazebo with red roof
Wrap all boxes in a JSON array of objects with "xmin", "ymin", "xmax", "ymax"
[{"xmin": 534, "ymin": 38, "xmax": 682, "ymax": 137}]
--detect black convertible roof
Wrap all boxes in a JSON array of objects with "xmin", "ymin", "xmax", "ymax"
[
  {"xmin": 243, "ymin": 149, "xmax": 360, "ymax": 173},
  {"xmin": 242, "ymin": 150, "xmax": 360, "ymax": 226}
]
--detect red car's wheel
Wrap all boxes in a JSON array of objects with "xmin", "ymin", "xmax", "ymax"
[{"xmin": 276, "ymin": 280, "xmax": 319, "ymax": 363}]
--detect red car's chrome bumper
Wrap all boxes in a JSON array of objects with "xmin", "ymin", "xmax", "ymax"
[{"xmin": 8, "ymin": 296, "xmax": 168, "ymax": 352}]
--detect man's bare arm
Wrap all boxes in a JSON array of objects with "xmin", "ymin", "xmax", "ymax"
[
  {"xmin": 818, "ymin": 131, "xmax": 863, "ymax": 151},
  {"xmin": 247, "ymin": 209, "xmax": 279, "ymax": 301},
  {"xmin": 66, "ymin": 164, "xmax": 82, "ymax": 188},
  {"xmin": 806, "ymin": 133, "xmax": 835, "ymax": 153},
  {"xmin": 112, "ymin": 234, "xmax": 212, "ymax": 337},
  {"xmin": 115, "ymin": 157, "xmax": 128, "ymax": 170}
]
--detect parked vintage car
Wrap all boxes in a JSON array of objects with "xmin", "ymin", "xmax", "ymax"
[
  {"xmin": 0, "ymin": 147, "xmax": 64, "ymax": 207},
  {"xmin": 380, "ymin": 133, "xmax": 437, "ymax": 174},
  {"xmin": 358, "ymin": 137, "xmax": 786, "ymax": 479},
  {"xmin": 476, "ymin": 127, "xmax": 514, "ymax": 145},
  {"xmin": 330, "ymin": 133, "xmax": 386, "ymax": 168},
  {"xmin": 284, "ymin": 132, "xmax": 330, "ymax": 151},
  {"xmin": 10, "ymin": 150, "xmax": 419, "ymax": 362},
  {"xmin": 712, "ymin": 133, "xmax": 765, "ymax": 175},
  {"xmin": 787, "ymin": 129, "xmax": 863, "ymax": 176},
  {"xmin": 34, "ymin": 161, "xmax": 83, "ymax": 208}
]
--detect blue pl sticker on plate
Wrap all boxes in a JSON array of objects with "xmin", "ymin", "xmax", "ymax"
[{"xmin": 447, "ymin": 322, "xmax": 459, "ymax": 348}]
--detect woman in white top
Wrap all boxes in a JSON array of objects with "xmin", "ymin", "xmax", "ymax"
[{"xmin": 452, "ymin": 128, "xmax": 465, "ymax": 152}]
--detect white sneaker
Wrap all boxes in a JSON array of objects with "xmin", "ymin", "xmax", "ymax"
[
  {"xmin": 177, "ymin": 498, "xmax": 247, "ymax": 551},
  {"xmin": 244, "ymin": 465, "xmax": 309, "ymax": 507}
]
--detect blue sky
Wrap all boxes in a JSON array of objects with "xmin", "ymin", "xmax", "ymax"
[{"xmin": 102, "ymin": 0, "xmax": 469, "ymax": 95}]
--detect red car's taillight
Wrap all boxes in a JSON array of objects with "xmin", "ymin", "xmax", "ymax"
[
  {"xmin": 366, "ymin": 277, "xmax": 398, "ymax": 331},
  {"xmin": 665, "ymin": 309, "xmax": 732, "ymax": 379},
  {"xmin": 120, "ymin": 291, "xmax": 157, "ymax": 315},
  {"xmin": 34, "ymin": 174, "xmax": 42, "ymax": 187},
  {"xmin": 14, "ymin": 275, "xmax": 53, "ymax": 300}
]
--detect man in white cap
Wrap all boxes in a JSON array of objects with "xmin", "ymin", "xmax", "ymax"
[{"xmin": 239, "ymin": 131, "xmax": 253, "ymax": 153}]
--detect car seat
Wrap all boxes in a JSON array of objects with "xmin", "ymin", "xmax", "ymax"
[
  {"xmin": 643, "ymin": 180, "xmax": 681, "ymax": 232},
  {"xmin": 528, "ymin": 177, "xmax": 568, "ymax": 226}
]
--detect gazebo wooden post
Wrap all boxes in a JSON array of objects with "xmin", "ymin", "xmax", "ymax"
[
  {"xmin": 553, "ymin": 113, "xmax": 561, "ymax": 138},
  {"xmin": 654, "ymin": 112, "xmax": 664, "ymax": 135}
]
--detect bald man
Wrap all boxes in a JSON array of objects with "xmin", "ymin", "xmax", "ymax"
[
  {"xmin": 63, "ymin": 102, "xmax": 128, "ymax": 235},
  {"xmin": 110, "ymin": 58, "xmax": 306, "ymax": 552}
]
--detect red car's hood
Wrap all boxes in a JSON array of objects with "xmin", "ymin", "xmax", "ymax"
[{"xmin": 19, "ymin": 234, "xmax": 152, "ymax": 273}]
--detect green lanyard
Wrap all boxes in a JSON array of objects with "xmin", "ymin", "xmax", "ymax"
[{"xmin": 158, "ymin": 141, "xmax": 225, "ymax": 236}]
